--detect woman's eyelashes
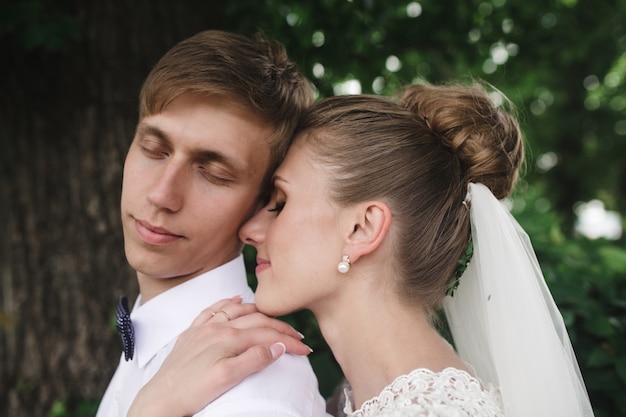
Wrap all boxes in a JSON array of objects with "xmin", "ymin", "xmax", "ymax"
[{"xmin": 267, "ymin": 200, "xmax": 285, "ymax": 214}]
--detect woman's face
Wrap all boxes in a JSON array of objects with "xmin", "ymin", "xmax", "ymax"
[{"xmin": 239, "ymin": 141, "xmax": 348, "ymax": 316}]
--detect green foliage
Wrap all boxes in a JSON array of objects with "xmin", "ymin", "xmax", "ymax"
[
  {"xmin": 0, "ymin": 0, "xmax": 81, "ymax": 51},
  {"xmin": 47, "ymin": 399, "xmax": 98, "ymax": 417},
  {"xmin": 546, "ymin": 241, "xmax": 626, "ymax": 417}
]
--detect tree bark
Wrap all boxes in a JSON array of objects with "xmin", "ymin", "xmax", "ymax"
[{"xmin": 0, "ymin": 1, "xmax": 227, "ymax": 415}]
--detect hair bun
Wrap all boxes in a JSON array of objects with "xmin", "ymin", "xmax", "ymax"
[{"xmin": 398, "ymin": 82, "xmax": 524, "ymax": 199}]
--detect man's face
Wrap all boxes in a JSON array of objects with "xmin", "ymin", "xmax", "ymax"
[{"xmin": 120, "ymin": 94, "xmax": 272, "ymax": 296}]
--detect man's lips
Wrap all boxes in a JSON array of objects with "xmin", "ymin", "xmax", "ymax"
[
  {"xmin": 134, "ymin": 219, "xmax": 183, "ymax": 245},
  {"xmin": 255, "ymin": 257, "xmax": 271, "ymax": 275}
]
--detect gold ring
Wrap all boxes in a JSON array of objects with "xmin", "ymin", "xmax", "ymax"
[{"xmin": 211, "ymin": 309, "xmax": 232, "ymax": 321}]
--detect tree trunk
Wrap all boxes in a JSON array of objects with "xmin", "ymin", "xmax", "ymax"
[{"xmin": 0, "ymin": 1, "xmax": 227, "ymax": 415}]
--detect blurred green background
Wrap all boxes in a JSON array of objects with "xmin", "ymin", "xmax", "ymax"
[{"xmin": 1, "ymin": 0, "xmax": 624, "ymax": 416}]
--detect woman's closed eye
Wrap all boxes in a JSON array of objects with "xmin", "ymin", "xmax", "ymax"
[{"xmin": 268, "ymin": 201, "xmax": 285, "ymax": 214}]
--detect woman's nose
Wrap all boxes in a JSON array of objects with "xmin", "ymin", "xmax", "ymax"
[{"xmin": 239, "ymin": 209, "xmax": 269, "ymax": 246}]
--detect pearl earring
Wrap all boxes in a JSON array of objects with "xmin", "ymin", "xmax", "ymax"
[{"xmin": 337, "ymin": 255, "xmax": 351, "ymax": 274}]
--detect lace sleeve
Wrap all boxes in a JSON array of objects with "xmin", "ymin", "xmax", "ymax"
[{"xmin": 345, "ymin": 368, "xmax": 504, "ymax": 417}]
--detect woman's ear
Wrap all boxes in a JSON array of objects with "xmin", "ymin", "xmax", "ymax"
[{"xmin": 344, "ymin": 201, "xmax": 392, "ymax": 263}]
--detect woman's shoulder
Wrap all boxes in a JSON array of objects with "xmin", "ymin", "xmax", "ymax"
[{"xmin": 346, "ymin": 367, "xmax": 504, "ymax": 417}]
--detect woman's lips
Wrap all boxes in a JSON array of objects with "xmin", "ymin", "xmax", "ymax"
[
  {"xmin": 255, "ymin": 258, "xmax": 271, "ymax": 275},
  {"xmin": 135, "ymin": 219, "xmax": 182, "ymax": 245}
]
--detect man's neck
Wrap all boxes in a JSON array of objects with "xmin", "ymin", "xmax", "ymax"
[{"xmin": 136, "ymin": 273, "xmax": 199, "ymax": 305}]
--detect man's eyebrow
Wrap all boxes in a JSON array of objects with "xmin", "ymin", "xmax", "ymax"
[{"xmin": 135, "ymin": 124, "xmax": 171, "ymax": 145}]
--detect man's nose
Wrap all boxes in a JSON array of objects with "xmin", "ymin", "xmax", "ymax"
[{"xmin": 146, "ymin": 162, "xmax": 185, "ymax": 212}]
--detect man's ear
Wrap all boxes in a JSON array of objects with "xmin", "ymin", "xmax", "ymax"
[{"xmin": 344, "ymin": 201, "xmax": 392, "ymax": 263}]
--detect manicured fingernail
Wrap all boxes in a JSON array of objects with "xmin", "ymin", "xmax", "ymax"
[
  {"xmin": 231, "ymin": 295, "xmax": 243, "ymax": 303},
  {"xmin": 270, "ymin": 342, "xmax": 286, "ymax": 359},
  {"xmin": 295, "ymin": 330, "xmax": 305, "ymax": 339}
]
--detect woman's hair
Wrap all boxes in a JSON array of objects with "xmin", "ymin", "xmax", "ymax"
[
  {"xmin": 139, "ymin": 30, "xmax": 313, "ymax": 176},
  {"xmin": 295, "ymin": 82, "xmax": 524, "ymax": 315}
]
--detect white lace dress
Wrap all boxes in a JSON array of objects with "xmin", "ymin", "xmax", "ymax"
[{"xmin": 344, "ymin": 367, "xmax": 504, "ymax": 417}]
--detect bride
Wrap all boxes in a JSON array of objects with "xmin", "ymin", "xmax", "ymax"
[{"xmin": 129, "ymin": 81, "xmax": 594, "ymax": 416}]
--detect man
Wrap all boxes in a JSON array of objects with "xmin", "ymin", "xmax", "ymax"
[{"xmin": 96, "ymin": 30, "xmax": 327, "ymax": 417}]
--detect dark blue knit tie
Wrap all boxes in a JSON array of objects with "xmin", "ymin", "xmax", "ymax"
[{"xmin": 116, "ymin": 295, "xmax": 135, "ymax": 361}]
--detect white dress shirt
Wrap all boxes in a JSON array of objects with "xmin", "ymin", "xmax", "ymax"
[{"xmin": 96, "ymin": 255, "xmax": 328, "ymax": 417}]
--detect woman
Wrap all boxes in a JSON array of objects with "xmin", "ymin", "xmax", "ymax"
[{"xmin": 132, "ymin": 82, "xmax": 594, "ymax": 416}]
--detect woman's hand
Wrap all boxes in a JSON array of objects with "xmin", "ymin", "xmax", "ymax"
[{"xmin": 127, "ymin": 297, "xmax": 310, "ymax": 417}]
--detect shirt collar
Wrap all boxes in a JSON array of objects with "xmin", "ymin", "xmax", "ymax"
[{"xmin": 130, "ymin": 254, "xmax": 254, "ymax": 368}]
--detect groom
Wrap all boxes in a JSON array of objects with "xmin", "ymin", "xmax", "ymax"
[{"xmin": 96, "ymin": 29, "xmax": 327, "ymax": 417}]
